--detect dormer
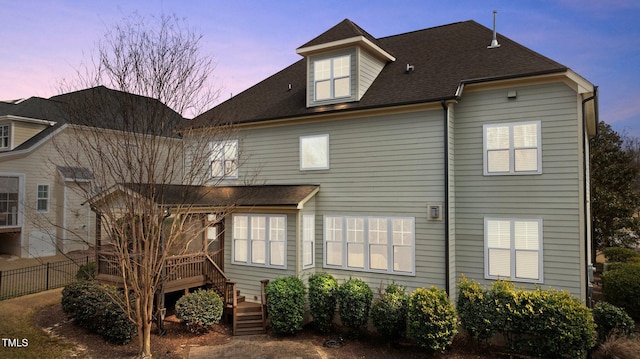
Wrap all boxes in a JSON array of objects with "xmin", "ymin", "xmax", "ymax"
[
  {"xmin": 296, "ymin": 19, "xmax": 395, "ymax": 108},
  {"xmin": 0, "ymin": 115, "xmax": 54, "ymax": 151}
]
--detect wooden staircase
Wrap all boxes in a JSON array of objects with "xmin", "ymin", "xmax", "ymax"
[{"xmin": 204, "ymin": 256, "xmax": 268, "ymax": 336}]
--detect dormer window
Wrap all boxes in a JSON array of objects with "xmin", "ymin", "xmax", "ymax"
[
  {"xmin": 0, "ymin": 125, "xmax": 10, "ymax": 149},
  {"xmin": 314, "ymin": 55, "xmax": 351, "ymax": 101}
]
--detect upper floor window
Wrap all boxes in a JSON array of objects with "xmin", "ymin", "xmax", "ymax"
[
  {"xmin": 36, "ymin": 184, "xmax": 49, "ymax": 212},
  {"xmin": 314, "ymin": 55, "xmax": 351, "ymax": 101},
  {"xmin": 484, "ymin": 218, "xmax": 543, "ymax": 283},
  {"xmin": 300, "ymin": 134, "xmax": 329, "ymax": 170},
  {"xmin": 483, "ymin": 121, "xmax": 541, "ymax": 175},
  {"xmin": 0, "ymin": 125, "xmax": 10, "ymax": 149},
  {"xmin": 210, "ymin": 140, "xmax": 238, "ymax": 179}
]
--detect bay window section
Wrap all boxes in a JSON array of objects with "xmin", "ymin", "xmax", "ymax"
[
  {"xmin": 302, "ymin": 214, "xmax": 315, "ymax": 269},
  {"xmin": 324, "ymin": 215, "xmax": 415, "ymax": 275},
  {"xmin": 233, "ymin": 214, "xmax": 287, "ymax": 269}
]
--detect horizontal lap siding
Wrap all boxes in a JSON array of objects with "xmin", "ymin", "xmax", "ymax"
[
  {"xmin": 453, "ymin": 83, "xmax": 584, "ymax": 297},
  {"xmin": 223, "ymin": 109, "xmax": 446, "ymax": 293}
]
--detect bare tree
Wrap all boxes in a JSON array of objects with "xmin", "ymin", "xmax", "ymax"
[{"xmin": 50, "ymin": 13, "xmax": 235, "ymax": 358}]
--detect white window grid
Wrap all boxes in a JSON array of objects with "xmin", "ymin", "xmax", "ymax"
[
  {"xmin": 232, "ymin": 214, "xmax": 287, "ymax": 269},
  {"xmin": 483, "ymin": 121, "xmax": 542, "ymax": 175}
]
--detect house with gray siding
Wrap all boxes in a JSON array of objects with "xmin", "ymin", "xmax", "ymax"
[{"xmin": 185, "ymin": 18, "xmax": 598, "ymax": 304}]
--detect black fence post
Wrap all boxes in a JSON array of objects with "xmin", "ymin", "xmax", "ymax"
[{"xmin": 46, "ymin": 262, "xmax": 50, "ymax": 291}]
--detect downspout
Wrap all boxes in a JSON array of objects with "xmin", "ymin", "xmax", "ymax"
[
  {"xmin": 441, "ymin": 100, "xmax": 450, "ymax": 295},
  {"xmin": 581, "ymin": 86, "xmax": 598, "ymax": 306}
]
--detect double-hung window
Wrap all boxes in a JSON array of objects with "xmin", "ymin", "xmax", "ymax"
[
  {"xmin": 324, "ymin": 215, "xmax": 414, "ymax": 275},
  {"xmin": 210, "ymin": 140, "xmax": 238, "ymax": 179},
  {"xmin": 0, "ymin": 125, "xmax": 10, "ymax": 149},
  {"xmin": 484, "ymin": 218, "xmax": 543, "ymax": 283},
  {"xmin": 36, "ymin": 184, "xmax": 49, "ymax": 212},
  {"xmin": 302, "ymin": 214, "xmax": 315, "ymax": 269},
  {"xmin": 314, "ymin": 55, "xmax": 351, "ymax": 101},
  {"xmin": 232, "ymin": 214, "xmax": 286, "ymax": 269},
  {"xmin": 483, "ymin": 121, "xmax": 541, "ymax": 175}
]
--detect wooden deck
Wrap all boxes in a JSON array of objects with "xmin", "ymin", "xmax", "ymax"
[{"xmin": 95, "ymin": 250, "xmax": 267, "ymax": 335}]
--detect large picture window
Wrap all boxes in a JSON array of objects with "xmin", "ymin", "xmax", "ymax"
[
  {"xmin": 314, "ymin": 55, "xmax": 351, "ymax": 101},
  {"xmin": 232, "ymin": 214, "xmax": 286, "ymax": 269},
  {"xmin": 324, "ymin": 215, "xmax": 414, "ymax": 275},
  {"xmin": 484, "ymin": 218, "xmax": 543, "ymax": 283},
  {"xmin": 210, "ymin": 140, "xmax": 238, "ymax": 179},
  {"xmin": 483, "ymin": 121, "xmax": 541, "ymax": 175}
]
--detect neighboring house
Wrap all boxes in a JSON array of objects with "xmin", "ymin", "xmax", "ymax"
[
  {"xmin": 183, "ymin": 18, "xmax": 598, "ymax": 304},
  {"xmin": 0, "ymin": 86, "xmax": 185, "ymax": 258}
]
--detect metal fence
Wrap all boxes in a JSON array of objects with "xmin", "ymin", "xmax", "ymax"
[{"xmin": 0, "ymin": 256, "xmax": 90, "ymax": 300}]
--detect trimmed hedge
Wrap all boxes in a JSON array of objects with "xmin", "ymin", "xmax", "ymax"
[
  {"xmin": 371, "ymin": 282, "xmax": 408, "ymax": 345},
  {"xmin": 455, "ymin": 278, "xmax": 596, "ymax": 359},
  {"xmin": 265, "ymin": 276, "xmax": 307, "ymax": 335},
  {"xmin": 603, "ymin": 247, "xmax": 640, "ymax": 263},
  {"xmin": 592, "ymin": 301, "xmax": 635, "ymax": 342},
  {"xmin": 337, "ymin": 278, "xmax": 373, "ymax": 332},
  {"xmin": 61, "ymin": 281, "xmax": 136, "ymax": 344},
  {"xmin": 602, "ymin": 264, "xmax": 640, "ymax": 321},
  {"xmin": 175, "ymin": 289, "xmax": 224, "ymax": 333},
  {"xmin": 308, "ymin": 272, "xmax": 338, "ymax": 333},
  {"xmin": 407, "ymin": 286, "xmax": 458, "ymax": 353}
]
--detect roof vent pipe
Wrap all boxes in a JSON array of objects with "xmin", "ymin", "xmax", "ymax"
[{"xmin": 488, "ymin": 10, "xmax": 501, "ymax": 49}]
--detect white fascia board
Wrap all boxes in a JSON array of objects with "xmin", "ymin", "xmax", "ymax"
[
  {"xmin": 297, "ymin": 36, "xmax": 395, "ymax": 62},
  {"xmin": 0, "ymin": 115, "xmax": 56, "ymax": 126}
]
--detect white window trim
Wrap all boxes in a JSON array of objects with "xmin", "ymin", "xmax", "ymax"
[
  {"xmin": 313, "ymin": 55, "xmax": 351, "ymax": 101},
  {"xmin": 323, "ymin": 215, "xmax": 415, "ymax": 276},
  {"xmin": 36, "ymin": 184, "xmax": 50, "ymax": 213},
  {"xmin": 210, "ymin": 140, "xmax": 238, "ymax": 179},
  {"xmin": 483, "ymin": 121, "xmax": 542, "ymax": 176},
  {"xmin": 484, "ymin": 217, "xmax": 544, "ymax": 283},
  {"xmin": 302, "ymin": 214, "xmax": 315, "ymax": 269},
  {"xmin": 231, "ymin": 213, "xmax": 287, "ymax": 269},
  {"xmin": 299, "ymin": 134, "xmax": 330, "ymax": 171}
]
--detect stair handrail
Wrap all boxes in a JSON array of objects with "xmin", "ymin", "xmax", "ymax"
[{"xmin": 203, "ymin": 253, "xmax": 229, "ymax": 296}]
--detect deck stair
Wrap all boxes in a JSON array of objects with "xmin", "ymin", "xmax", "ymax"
[{"xmin": 223, "ymin": 282, "xmax": 268, "ymax": 336}]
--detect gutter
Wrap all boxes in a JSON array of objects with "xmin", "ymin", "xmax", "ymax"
[
  {"xmin": 581, "ymin": 86, "xmax": 598, "ymax": 306},
  {"xmin": 441, "ymin": 100, "xmax": 450, "ymax": 296}
]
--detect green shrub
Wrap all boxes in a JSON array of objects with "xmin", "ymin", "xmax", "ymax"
[
  {"xmin": 75, "ymin": 261, "xmax": 96, "ymax": 281},
  {"xmin": 265, "ymin": 276, "xmax": 307, "ymax": 335},
  {"xmin": 407, "ymin": 287, "xmax": 458, "ymax": 353},
  {"xmin": 602, "ymin": 264, "xmax": 640, "ymax": 321},
  {"xmin": 603, "ymin": 247, "xmax": 640, "ymax": 263},
  {"xmin": 308, "ymin": 273, "xmax": 338, "ymax": 333},
  {"xmin": 175, "ymin": 289, "xmax": 224, "ymax": 333},
  {"xmin": 336, "ymin": 278, "xmax": 373, "ymax": 332},
  {"xmin": 371, "ymin": 282, "xmax": 408, "ymax": 344},
  {"xmin": 592, "ymin": 302, "xmax": 635, "ymax": 342},
  {"xmin": 61, "ymin": 281, "xmax": 94, "ymax": 316},
  {"xmin": 510, "ymin": 289, "xmax": 595, "ymax": 358},
  {"xmin": 61, "ymin": 281, "xmax": 135, "ymax": 344},
  {"xmin": 456, "ymin": 276, "xmax": 497, "ymax": 342}
]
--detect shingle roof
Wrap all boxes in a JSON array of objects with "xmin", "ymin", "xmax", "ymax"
[
  {"xmin": 297, "ymin": 18, "xmax": 390, "ymax": 56},
  {"xmin": 189, "ymin": 20, "xmax": 566, "ymax": 128},
  {"xmin": 117, "ymin": 183, "xmax": 320, "ymax": 208},
  {"xmin": 0, "ymin": 86, "xmax": 187, "ymax": 152}
]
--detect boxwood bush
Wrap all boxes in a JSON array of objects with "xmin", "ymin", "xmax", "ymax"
[
  {"xmin": 592, "ymin": 301, "xmax": 635, "ymax": 343},
  {"xmin": 175, "ymin": 289, "xmax": 224, "ymax": 333},
  {"xmin": 602, "ymin": 264, "xmax": 640, "ymax": 321},
  {"xmin": 61, "ymin": 281, "xmax": 135, "ymax": 344},
  {"xmin": 456, "ymin": 275, "xmax": 495, "ymax": 342},
  {"xmin": 407, "ymin": 286, "xmax": 458, "ymax": 353},
  {"xmin": 265, "ymin": 276, "xmax": 307, "ymax": 335},
  {"xmin": 307, "ymin": 272, "xmax": 338, "ymax": 333},
  {"xmin": 455, "ymin": 277, "xmax": 596, "ymax": 358},
  {"xmin": 75, "ymin": 261, "xmax": 96, "ymax": 281},
  {"xmin": 337, "ymin": 278, "xmax": 373, "ymax": 333},
  {"xmin": 371, "ymin": 282, "xmax": 408, "ymax": 345},
  {"xmin": 603, "ymin": 247, "xmax": 640, "ymax": 263}
]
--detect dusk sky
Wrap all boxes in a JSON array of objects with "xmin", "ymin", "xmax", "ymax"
[{"xmin": 2, "ymin": 1, "xmax": 639, "ymax": 136}]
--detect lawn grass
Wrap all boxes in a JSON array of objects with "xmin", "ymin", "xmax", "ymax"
[{"xmin": 0, "ymin": 288, "xmax": 80, "ymax": 359}]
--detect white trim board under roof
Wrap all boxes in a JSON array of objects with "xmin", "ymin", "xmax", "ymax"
[{"xmin": 297, "ymin": 35, "xmax": 396, "ymax": 62}]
